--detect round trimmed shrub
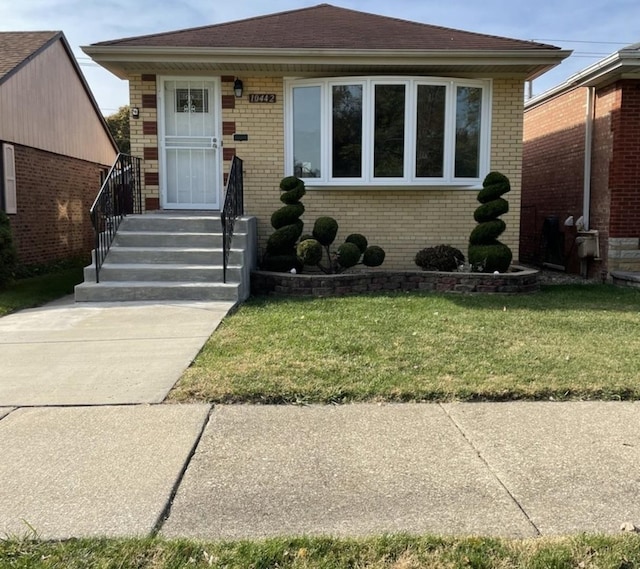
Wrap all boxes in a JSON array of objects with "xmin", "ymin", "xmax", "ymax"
[
  {"xmin": 312, "ymin": 216, "xmax": 339, "ymax": 246},
  {"xmin": 468, "ymin": 171, "xmax": 513, "ymax": 273},
  {"xmin": 336, "ymin": 242, "xmax": 361, "ymax": 269},
  {"xmin": 297, "ymin": 238, "xmax": 323, "ymax": 265},
  {"xmin": 363, "ymin": 245, "xmax": 385, "ymax": 267},
  {"xmin": 415, "ymin": 244, "xmax": 465, "ymax": 272},
  {"xmin": 345, "ymin": 233, "xmax": 368, "ymax": 254}
]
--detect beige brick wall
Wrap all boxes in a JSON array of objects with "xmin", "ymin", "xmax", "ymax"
[
  {"xmin": 130, "ymin": 75, "xmax": 524, "ymax": 270},
  {"xmin": 129, "ymin": 74, "xmax": 159, "ymax": 210}
]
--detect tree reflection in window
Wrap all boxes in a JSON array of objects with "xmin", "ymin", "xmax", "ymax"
[
  {"xmin": 455, "ymin": 87, "xmax": 482, "ymax": 178},
  {"xmin": 332, "ymin": 85, "xmax": 363, "ymax": 177},
  {"xmin": 374, "ymin": 84, "xmax": 405, "ymax": 177},
  {"xmin": 416, "ymin": 85, "xmax": 446, "ymax": 177}
]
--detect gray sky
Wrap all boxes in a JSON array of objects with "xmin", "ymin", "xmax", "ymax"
[{"xmin": 1, "ymin": 0, "xmax": 637, "ymax": 115}]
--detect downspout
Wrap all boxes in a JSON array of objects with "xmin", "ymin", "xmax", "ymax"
[
  {"xmin": 583, "ymin": 87, "xmax": 595, "ymax": 230},
  {"xmin": 579, "ymin": 87, "xmax": 596, "ymax": 277}
]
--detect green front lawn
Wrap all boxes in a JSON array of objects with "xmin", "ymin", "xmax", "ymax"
[
  {"xmin": 169, "ymin": 285, "xmax": 640, "ymax": 403},
  {"xmin": 0, "ymin": 268, "xmax": 84, "ymax": 317},
  {"xmin": 2, "ymin": 534, "xmax": 639, "ymax": 568}
]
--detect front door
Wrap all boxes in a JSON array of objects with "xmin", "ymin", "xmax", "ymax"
[{"xmin": 160, "ymin": 77, "xmax": 220, "ymax": 209}]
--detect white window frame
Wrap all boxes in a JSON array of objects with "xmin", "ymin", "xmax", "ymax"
[
  {"xmin": 285, "ymin": 76, "xmax": 492, "ymax": 187},
  {"xmin": 2, "ymin": 143, "xmax": 17, "ymax": 214}
]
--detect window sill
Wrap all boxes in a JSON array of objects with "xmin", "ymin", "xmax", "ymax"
[{"xmin": 302, "ymin": 183, "xmax": 482, "ymax": 191}]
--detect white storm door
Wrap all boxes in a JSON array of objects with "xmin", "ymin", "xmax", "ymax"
[{"xmin": 161, "ymin": 78, "xmax": 220, "ymax": 209}]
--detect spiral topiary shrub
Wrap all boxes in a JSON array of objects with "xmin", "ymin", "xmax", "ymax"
[
  {"xmin": 0, "ymin": 211, "xmax": 17, "ymax": 289},
  {"xmin": 468, "ymin": 172, "xmax": 513, "ymax": 273},
  {"xmin": 298, "ymin": 216, "xmax": 385, "ymax": 273},
  {"xmin": 262, "ymin": 176, "xmax": 306, "ymax": 272},
  {"xmin": 415, "ymin": 245, "xmax": 465, "ymax": 272}
]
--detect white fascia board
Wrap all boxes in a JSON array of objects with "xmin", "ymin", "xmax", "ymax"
[{"xmin": 83, "ymin": 45, "xmax": 570, "ymax": 68}]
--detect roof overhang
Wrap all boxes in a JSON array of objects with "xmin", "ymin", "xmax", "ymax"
[
  {"xmin": 526, "ymin": 45, "xmax": 640, "ymax": 109},
  {"xmin": 82, "ymin": 45, "xmax": 571, "ymax": 80}
]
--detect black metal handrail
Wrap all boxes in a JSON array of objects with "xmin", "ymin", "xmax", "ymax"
[
  {"xmin": 221, "ymin": 155, "xmax": 244, "ymax": 283},
  {"xmin": 89, "ymin": 153, "xmax": 142, "ymax": 282}
]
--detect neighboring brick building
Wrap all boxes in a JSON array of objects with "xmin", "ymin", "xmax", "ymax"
[
  {"xmin": 522, "ymin": 43, "xmax": 640, "ymax": 278},
  {"xmin": 84, "ymin": 4, "xmax": 568, "ymax": 269},
  {"xmin": 0, "ymin": 32, "xmax": 117, "ymax": 266}
]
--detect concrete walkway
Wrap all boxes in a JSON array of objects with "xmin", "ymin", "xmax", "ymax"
[
  {"xmin": 1, "ymin": 299, "xmax": 639, "ymax": 540},
  {"xmin": 0, "ymin": 297, "xmax": 233, "ymax": 405}
]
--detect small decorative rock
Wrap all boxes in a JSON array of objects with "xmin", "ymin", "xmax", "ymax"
[{"xmin": 620, "ymin": 522, "xmax": 640, "ymax": 533}]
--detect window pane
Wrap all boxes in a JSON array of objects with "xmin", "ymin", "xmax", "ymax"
[
  {"xmin": 374, "ymin": 84, "xmax": 405, "ymax": 178},
  {"xmin": 455, "ymin": 86, "xmax": 482, "ymax": 178},
  {"xmin": 332, "ymin": 85, "xmax": 363, "ymax": 178},
  {"xmin": 293, "ymin": 86, "xmax": 321, "ymax": 178},
  {"xmin": 415, "ymin": 85, "xmax": 446, "ymax": 177}
]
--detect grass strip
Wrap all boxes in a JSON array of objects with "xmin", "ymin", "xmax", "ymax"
[
  {"xmin": 0, "ymin": 268, "xmax": 83, "ymax": 317},
  {"xmin": 169, "ymin": 285, "xmax": 640, "ymax": 404},
  {"xmin": 1, "ymin": 534, "xmax": 639, "ymax": 568}
]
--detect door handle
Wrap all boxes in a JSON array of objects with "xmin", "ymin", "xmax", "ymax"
[{"xmin": 211, "ymin": 137, "xmax": 218, "ymax": 149}]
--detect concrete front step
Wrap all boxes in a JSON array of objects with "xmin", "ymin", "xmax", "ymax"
[
  {"xmin": 75, "ymin": 281, "xmax": 240, "ymax": 302},
  {"xmin": 121, "ymin": 214, "xmax": 250, "ymax": 234},
  {"xmin": 93, "ymin": 263, "xmax": 242, "ymax": 283},
  {"xmin": 106, "ymin": 247, "xmax": 244, "ymax": 265},
  {"xmin": 114, "ymin": 231, "xmax": 249, "ymax": 249}
]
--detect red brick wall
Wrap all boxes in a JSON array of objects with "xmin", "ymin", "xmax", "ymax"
[
  {"xmin": 609, "ymin": 80, "xmax": 640, "ymax": 238},
  {"xmin": 9, "ymin": 144, "xmax": 105, "ymax": 265},
  {"xmin": 521, "ymin": 88, "xmax": 587, "ymax": 268},
  {"xmin": 589, "ymin": 84, "xmax": 618, "ymax": 270}
]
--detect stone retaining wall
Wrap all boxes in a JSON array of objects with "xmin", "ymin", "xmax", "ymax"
[{"xmin": 251, "ymin": 266, "xmax": 540, "ymax": 297}]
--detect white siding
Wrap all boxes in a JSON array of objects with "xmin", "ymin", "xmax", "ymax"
[{"xmin": 0, "ymin": 40, "xmax": 117, "ymax": 166}]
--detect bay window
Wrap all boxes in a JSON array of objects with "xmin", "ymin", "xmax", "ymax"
[{"xmin": 287, "ymin": 76, "xmax": 491, "ymax": 186}]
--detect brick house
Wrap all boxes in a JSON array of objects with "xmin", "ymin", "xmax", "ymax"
[
  {"xmin": 82, "ymin": 4, "xmax": 570, "ymax": 274},
  {"xmin": 0, "ymin": 31, "xmax": 117, "ymax": 266},
  {"xmin": 521, "ymin": 43, "xmax": 640, "ymax": 280}
]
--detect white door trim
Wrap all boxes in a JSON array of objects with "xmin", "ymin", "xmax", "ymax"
[{"xmin": 158, "ymin": 76, "xmax": 222, "ymax": 210}]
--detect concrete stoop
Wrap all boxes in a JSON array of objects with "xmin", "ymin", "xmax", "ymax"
[{"xmin": 75, "ymin": 214, "xmax": 256, "ymax": 302}]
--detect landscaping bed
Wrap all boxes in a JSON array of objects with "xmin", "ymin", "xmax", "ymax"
[{"xmin": 251, "ymin": 266, "xmax": 539, "ymax": 297}]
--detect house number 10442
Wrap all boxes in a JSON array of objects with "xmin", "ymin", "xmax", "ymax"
[{"xmin": 249, "ymin": 94, "xmax": 277, "ymax": 103}]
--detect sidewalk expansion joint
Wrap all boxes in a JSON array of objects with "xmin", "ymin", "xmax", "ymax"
[
  {"xmin": 438, "ymin": 403, "xmax": 541, "ymax": 537},
  {"xmin": 150, "ymin": 403, "xmax": 215, "ymax": 537}
]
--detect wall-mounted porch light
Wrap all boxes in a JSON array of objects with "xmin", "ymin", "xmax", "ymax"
[{"xmin": 234, "ymin": 78, "xmax": 244, "ymax": 98}]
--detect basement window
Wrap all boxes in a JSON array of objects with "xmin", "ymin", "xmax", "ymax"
[{"xmin": 286, "ymin": 76, "xmax": 491, "ymax": 186}]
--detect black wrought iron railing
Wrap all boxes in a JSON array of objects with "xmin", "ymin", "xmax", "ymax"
[
  {"xmin": 90, "ymin": 153, "xmax": 142, "ymax": 282},
  {"xmin": 221, "ymin": 155, "xmax": 244, "ymax": 283}
]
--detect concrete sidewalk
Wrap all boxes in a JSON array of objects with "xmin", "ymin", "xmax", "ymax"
[
  {"xmin": 1, "ymin": 297, "xmax": 639, "ymax": 541},
  {"xmin": 1, "ymin": 401, "xmax": 639, "ymax": 540},
  {"xmin": 0, "ymin": 297, "xmax": 233, "ymax": 405}
]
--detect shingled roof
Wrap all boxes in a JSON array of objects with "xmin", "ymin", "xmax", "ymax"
[
  {"xmin": 84, "ymin": 4, "xmax": 569, "ymax": 80},
  {"xmin": 92, "ymin": 4, "xmax": 557, "ymax": 52},
  {"xmin": 0, "ymin": 31, "xmax": 60, "ymax": 84}
]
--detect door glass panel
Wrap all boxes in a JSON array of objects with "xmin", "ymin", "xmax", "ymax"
[
  {"xmin": 415, "ymin": 85, "xmax": 446, "ymax": 177},
  {"xmin": 455, "ymin": 86, "xmax": 482, "ymax": 178},
  {"xmin": 332, "ymin": 84, "xmax": 362, "ymax": 178},
  {"xmin": 374, "ymin": 84, "xmax": 405, "ymax": 177},
  {"xmin": 292, "ymin": 86, "xmax": 321, "ymax": 178}
]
